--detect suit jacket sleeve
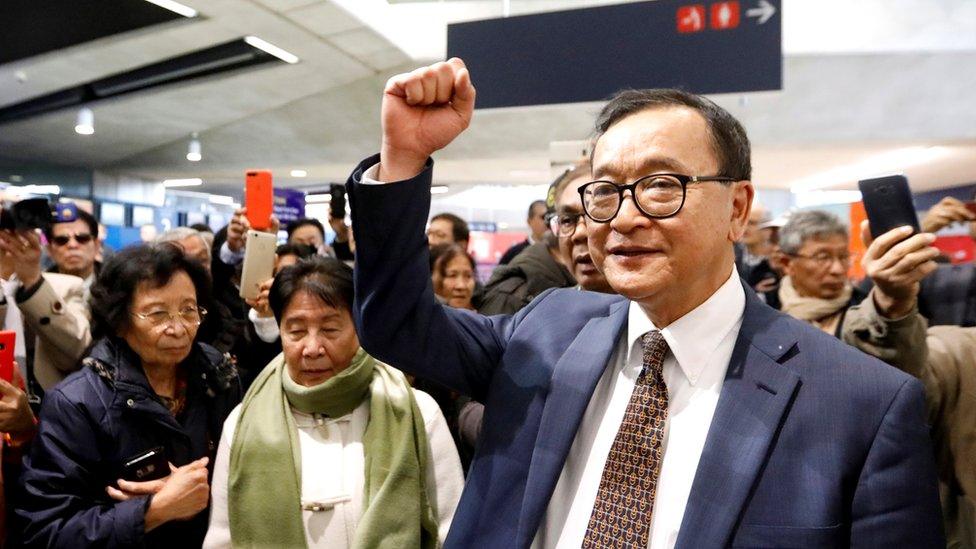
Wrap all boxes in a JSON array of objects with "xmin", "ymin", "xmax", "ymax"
[
  {"xmin": 18, "ymin": 275, "xmax": 92, "ymax": 376},
  {"xmin": 347, "ymin": 155, "xmax": 520, "ymax": 401},
  {"xmin": 850, "ymin": 376, "xmax": 945, "ymax": 546}
]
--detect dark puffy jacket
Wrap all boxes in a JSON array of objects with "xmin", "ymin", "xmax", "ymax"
[
  {"xmin": 478, "ymin": 241, "xmax": 576, "ymax": 316},
  {"xmin": 15, "ymin": 336, "xmax": 241, "ymax": 548}
]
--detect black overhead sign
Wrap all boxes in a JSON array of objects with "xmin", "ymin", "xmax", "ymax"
[{"xmin": 447, "ymin": 0, "xmax": 782, "ymax": 109}]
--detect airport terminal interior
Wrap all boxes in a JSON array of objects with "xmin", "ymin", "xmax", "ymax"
[{"xmin": 0, "ymin": 1, "xmax": 975, "ymax": 548}]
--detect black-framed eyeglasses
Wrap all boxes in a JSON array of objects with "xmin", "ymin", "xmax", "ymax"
[
  {"xmin": 51, "ymin": 233, "xmax": 94, "ymax": 246},
  {"xmin": 578, "ymin": 173, "xmax": 736, "ymax": 222},
  {"xmin": 545, "ymin": 212, "xmax": 585, "ymax": 237}
]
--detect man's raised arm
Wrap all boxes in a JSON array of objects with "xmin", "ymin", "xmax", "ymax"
[{"xmin": 347, "ymin": 59, "xmax": 510, "ymax": 400}]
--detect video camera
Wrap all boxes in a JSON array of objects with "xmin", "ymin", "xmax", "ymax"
[{"xmin": 0, "ymin": 198, "xmax": 78, "ymax": 231}]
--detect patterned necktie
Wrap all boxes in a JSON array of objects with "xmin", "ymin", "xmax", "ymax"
[{"xmin": 582, "ymin": 330, "xmax": 670, "ymax": 549}]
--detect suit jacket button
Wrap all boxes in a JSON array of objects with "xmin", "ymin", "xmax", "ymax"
[{"xmin": 39, "ymin": 317, "xmax": 50, "ymax": 326}]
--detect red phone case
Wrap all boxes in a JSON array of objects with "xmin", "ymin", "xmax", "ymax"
[
  {"xmin": 245, "ymin": 170, "xmax": 274, "ymax": 231},
  {"xmin": 0, "ymin": 331, "xmax": 16, "ymax": 383}
]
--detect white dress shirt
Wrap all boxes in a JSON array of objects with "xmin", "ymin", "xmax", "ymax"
[
  {"xmin": 533, "ymin": 267, "xmax": 745, "ymax": 549},
  {"xmin": 204, "ymin": 388, "xmax": 465, "ymax": 548}
]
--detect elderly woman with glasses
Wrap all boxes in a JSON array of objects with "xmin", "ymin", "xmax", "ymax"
[
  {"xmin": 16, "ymin": 243, "xmax": 241, "ymax": 548},
  {"xmin": 204, "ymin": 256, "xmax": 463, "ymax": 549}
]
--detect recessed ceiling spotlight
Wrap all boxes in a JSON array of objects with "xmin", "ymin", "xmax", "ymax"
[
  {"xmin": 430, "ymin": 185, "xmax": 449, "ymax": 194},
  {"xmin": 186, "ymin": 133, "xmax": 202, "ymax": 162},
  {"xmin": 75, "ymin": 108, "xmax": 94, "ymax": 135},
  {"xmin": 290, "ymin": 169, "xmax": 308, "ymax": 178},
  {"xmin": 144, "ymin": 0, "xmax": 198, "ymax": 18},
  {"xmin": 244, "ymin": 36, "xmax": 300, "ymax": 64}
]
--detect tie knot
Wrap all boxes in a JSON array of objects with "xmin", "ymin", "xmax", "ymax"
[{"xmin": 641, "ymin": 331, "xmax": 669, "ymax": 373}]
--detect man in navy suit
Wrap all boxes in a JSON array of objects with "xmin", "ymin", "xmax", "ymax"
[{"xmin": 347, "ymin": 58, "xmax": 944, "ymax": 547}]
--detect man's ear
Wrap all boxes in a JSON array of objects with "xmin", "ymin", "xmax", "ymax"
[{"xmin": 728, "ymin": 181, "xmax": 754, "ymax": 242}]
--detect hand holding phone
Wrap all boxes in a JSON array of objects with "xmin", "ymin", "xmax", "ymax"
[{"xmin": 858, "ymin": 175, "xmax": 921, "ymax": 239}]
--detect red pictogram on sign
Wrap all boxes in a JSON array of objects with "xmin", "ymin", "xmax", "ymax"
[
  {"xmin": 676, "ymin": 5, "xmax": 706, "ymax": 33},
  {"xmin": 710, "ymin": 1, "xmax": 741, "ymax": 30}
]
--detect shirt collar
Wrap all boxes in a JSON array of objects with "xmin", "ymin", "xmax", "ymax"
[{"xmin": 627, "ymin": 266, "xmax": 746, "ymax": 386}]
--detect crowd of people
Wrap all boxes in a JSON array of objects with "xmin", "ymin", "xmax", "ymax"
[{"xmin": 0, "ymin": 57, "xmax": 970, "ymax": 548}]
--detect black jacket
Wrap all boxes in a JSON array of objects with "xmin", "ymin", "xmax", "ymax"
[
  {"xmin": 479, "ymin": 241, "xmax": 576, "ymax": 316},
  {"xmin": 16, "ymin": 337, "xmax": 241, "ymax": 548}
]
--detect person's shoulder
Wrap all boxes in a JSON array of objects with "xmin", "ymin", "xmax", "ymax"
[
  {"xmin": 41, "ymin": 271, "xmax": 85, "ymax": 291},
  {"xmin": 411, "ymin": 389, "xmax": 447, "ymax": 428},
  {"xmin": 40, "ymin": 367, "xmax": 108, "ymax": 418},
  {"xmin": 536, "ymin": 287, "xmax": 625, "ymax": 311}
]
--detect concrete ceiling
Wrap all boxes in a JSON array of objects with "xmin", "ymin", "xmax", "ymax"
[{"xmin": 0, "ymin": 0, "xmax": 974, "ymax": 202}]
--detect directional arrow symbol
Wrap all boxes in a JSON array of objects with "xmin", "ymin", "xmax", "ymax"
[{"xmin": 746, "ymin": 0, "xmax": 776, "ymax": 24}]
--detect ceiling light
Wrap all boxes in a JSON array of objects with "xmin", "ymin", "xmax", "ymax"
[
  {"xmin": 431, "ymin": 185, "xmax": 449, "ymax": 194},
  {"xmin": 306, "ymin": 193, "xmax": 332, "ymax": 203},
  {"xmin": 209, "ymin": 195, "xmax": 235, "ymax": 206},
  {"xmin": 4, "ymin": 184, "xmax": 61, "ymax": 195},
  {"xmin": 75, "ymin": 108, "xmax": 94, "ymax": 135},
  {"xmin": 186, "ymin": 133, "xmax": 202, "ymax": 162},
  {"xmin": 163, "ymin": 178, "xmax": 203, "ymax": 187},
  {"xmin": 789, "ymin": 146, "xmax": 953, "ymax": 193},
  {"xmin": 290, "ymin": 169, "xmax": 308, "ymax": 178},
  {"xmin": 244, "ymin": 36, "xmax": 300, "ymax": 64},
  {"xmin": 144, "ymin": 0, "xmax": 198, "ymax": 17}
]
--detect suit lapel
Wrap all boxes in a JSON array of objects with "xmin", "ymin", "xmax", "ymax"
[
  {"xmin": 515, "ymin": 298, "xmax": 629, "ymax": 547},
  {"xmin": 676, "ymin": 287, "xmax": 801, "ymax": 548}
]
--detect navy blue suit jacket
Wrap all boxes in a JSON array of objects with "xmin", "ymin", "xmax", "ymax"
[{"xmin": 348, "ymin": 156, "xmax": 944, "ymax": 548}]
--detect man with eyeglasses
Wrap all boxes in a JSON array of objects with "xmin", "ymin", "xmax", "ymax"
[
  {"xmin": 44, "ymin": 208, "xmax": 101, "ymax": 302},
  {"xmin": 347, "ymin": 59, "xmax": 943, "ymax": 547},
  {"xmin": 765, "ymin": 210, "xmax": 869, "ymax": 337},
  {"xmin": 548, "ymin": 162, "xmax": 613, "ymax": 294}
]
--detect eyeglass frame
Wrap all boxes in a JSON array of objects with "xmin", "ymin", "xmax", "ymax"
[
  {"xmin": 787, "ymin": 252, "xmax": 853, "ymax": 268},
  {"xmin": 545, "ymin": 211, "xmax": 586, "ymax": 237},
  {"xmin": 130, "ymin": 306, "xmax": 208, "ymax": 330},
  {"xmin": 577, "ymin": 172, "xmax": 737, "ymax": 222},
  {"xmin": 50, "ymin": 233, "xmax": 95, "ymax": 246}
]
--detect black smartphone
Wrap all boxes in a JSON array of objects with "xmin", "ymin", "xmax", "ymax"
[
  {"xmin": 858, "ymin": 175, "xmax": 921, "ymax": 239},
  {"xmin": 329, "ymin": 184, "xmax": 346, "ymax": 220},
  {"xmin": 121, "ymin": 446, "xmax": 168, "ymax": 482}
]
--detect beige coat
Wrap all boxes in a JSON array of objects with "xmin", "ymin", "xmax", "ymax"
[
  {"xmin": 0, "ymin": 273, "xmax": 92, "ymax": 391},
  {"xmin": 844, "ymin": 293, "xmax": 976, "ymax": 548}
]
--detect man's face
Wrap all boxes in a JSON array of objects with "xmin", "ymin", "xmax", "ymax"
[
  {"xmin": 427, "ymin": 219, "xmax": 456, "ymax": 247},
  {"xmin": 48, "ymin": 219, "xmax": 99, "ymax": 278},
  {"xmin": 555, "ymin": 176, "xmax": 612, "ymax": 293},
  {"xmin": 587, "ymin": 106, "xmax": 751, "ymax": 315},
  {"xmin": 527, "ymin": 203, "xmax": 548, "ymax": 241},
  {"xmin": 177, "ymin": 236, "xmax": 210, "ymax": 275},
  {"xmin": 783, "ymin": 234, "xmax": 850, "ymax": 300},
  {"xmin": 289, "ymin": 225, "xmax": 324, "ymax": 249},
  {"xmin": 741, "ymin": 207, "xmax": 766, "ymax": 247}
]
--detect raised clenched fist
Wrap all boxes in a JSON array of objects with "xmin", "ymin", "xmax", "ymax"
[{"xmin": 379, "ymin": 58, "xmax": 476, "ymax": 182}]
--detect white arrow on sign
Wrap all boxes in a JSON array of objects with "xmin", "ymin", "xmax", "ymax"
[{"xmin": 747, "ymin": 0, "xmax": 776, "ymax": 25}]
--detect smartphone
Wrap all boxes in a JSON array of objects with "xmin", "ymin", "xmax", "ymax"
[
  {"xmin": 858, "ymin": 175, "xmax": 921, "ymax": 239},
  {"xmin": 0, "ymin": 331, "xmax": 14, "ymax": 383},
  {"xmin": 240, "ymin": 230, "xmax": 278, "ymax": 301},
  {"xmin": 245, "ymin": 170, "xmax": 274, "ymax": 231},
  {"xmin": 329, "ymin": 184, "xmax": 346, "ymax": 220},
  {"xmin": 121, "ymin": 446, "xmax": 168, "ymax": 482}
]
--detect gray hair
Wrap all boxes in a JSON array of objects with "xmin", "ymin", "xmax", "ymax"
[
  {"xmin": 155, "ymin": 227, "xmax": 211, "ymax": 261},
  {"xmin": 778, "ymin": 210, "xmax": 848, "ymax": 255}
]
